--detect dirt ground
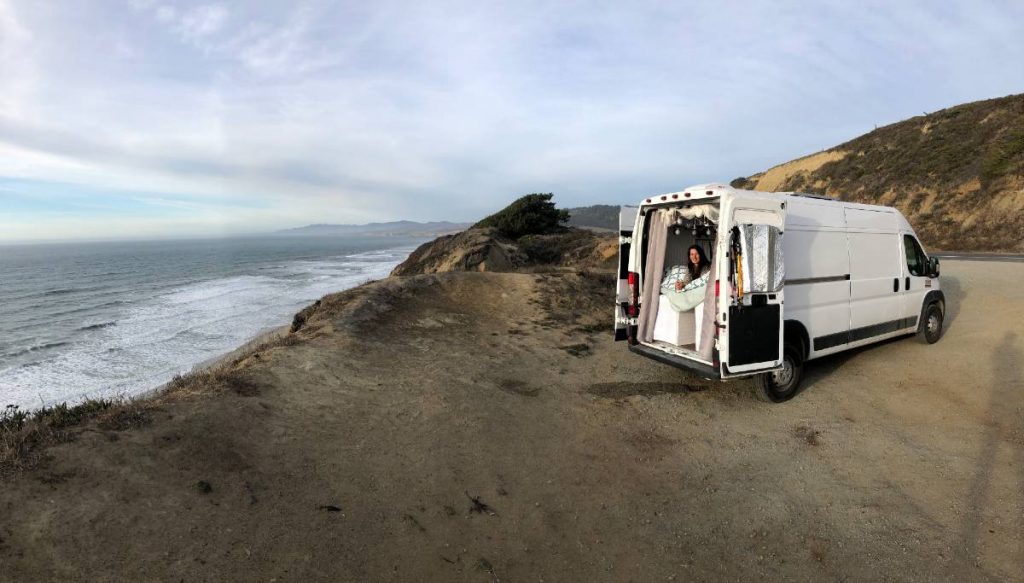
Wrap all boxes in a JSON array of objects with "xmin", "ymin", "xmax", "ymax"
[{"xmin": 1, "ymin": 260, "xmax": 1022, "ymax": 582}]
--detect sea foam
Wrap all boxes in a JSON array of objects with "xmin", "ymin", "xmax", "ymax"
[{"xmin": 0, "ymin": 246, "xmax": 412, "ymax": 411}]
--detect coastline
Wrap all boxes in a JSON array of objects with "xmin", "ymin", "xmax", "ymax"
[
  {"xmin": 2, "ymin": 260, "xmax": 1023, "ymax": 580},
  {"xmin": 140, "ymin": 324, "xmax": 293, "ymax": 401},
  {"xmin": 189, "ymin": 325, "xmax": 291, "ymax": 374},
  {"xmin": 1, "ymin": 238, "xmax": 423, "ymax": 413}
]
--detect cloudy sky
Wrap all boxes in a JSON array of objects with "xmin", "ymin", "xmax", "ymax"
[{"xmin": 0, "ymin": 0, "xmax": 1022, "ymax": 242}]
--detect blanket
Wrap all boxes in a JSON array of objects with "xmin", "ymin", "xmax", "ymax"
[{"xmin": 662, "ymin": 270, "xmax": 709, "ymax": 312}]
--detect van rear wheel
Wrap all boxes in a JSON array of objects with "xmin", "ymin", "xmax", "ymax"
[{"xmin": 754, "ymin": 344, "xmax": 804, "ymax": 403}]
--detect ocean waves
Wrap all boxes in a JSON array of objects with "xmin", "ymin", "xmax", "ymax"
[{"xmin": 0, "ymin": 240, "xmax": 417, "ymax": 411}]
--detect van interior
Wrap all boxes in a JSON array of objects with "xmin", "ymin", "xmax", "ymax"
[{"xmin": 639, "ymin": 204, "xmax": 720, "ymax": 362}]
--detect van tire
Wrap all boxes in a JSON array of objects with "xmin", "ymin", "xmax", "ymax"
[
  {"xmin": 921, "ymin": 302, "xmax": 943, "ymax": 344},
  {"xmin": 754, "ymin": 343, "xmax": 804, "ymax": 403}
]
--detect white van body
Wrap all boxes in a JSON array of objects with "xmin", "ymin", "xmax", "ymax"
[{"xmin": 614, "ymin": 183, "xmax": 944, "ymax": 400}]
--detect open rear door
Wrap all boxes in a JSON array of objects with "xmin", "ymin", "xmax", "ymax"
[
  {"xmin": 614, "ymin": 206, "xmax": 638, "ymax": 341},
  {"xmin": 722, "ymin": 204, "xmax": 786, "ymax": 376}
]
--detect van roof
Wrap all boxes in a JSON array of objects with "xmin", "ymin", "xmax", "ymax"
[
  {"xmin": 638, "ymin": 183, "xmax": 825, "ymax": 205},
  {"xmin": 638, "ymin": 183, "xmax": 903, "ymax": 216},
  {"xmin": 637, "ymin": 183, "xmax": 732, "ymax": 205}
]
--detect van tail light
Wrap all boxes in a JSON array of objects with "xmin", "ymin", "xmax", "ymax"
[
  {"xmin": 627, "ymin": 271, "xmax": 639, "ymax": 316},
  {"xmin": 715, "ymin": 279, "xmax": 720, "ymax": 296}
]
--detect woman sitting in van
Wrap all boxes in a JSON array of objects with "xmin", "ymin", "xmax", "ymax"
[{"xmin": 660, "ymin": 245, "xmax": 711, "ymax": 312}]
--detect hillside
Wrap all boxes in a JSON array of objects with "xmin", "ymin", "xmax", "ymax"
[
  {"xmin": 732, "ymin": 93, "xmax": 1024, "ymax": 251},
  {"xmin": 566, "ymin": 205, "xmax": 619, "ymax": 231},
  {"xmin": 392, "ymin": 194, "xmax": 618, "ymax": 276}
]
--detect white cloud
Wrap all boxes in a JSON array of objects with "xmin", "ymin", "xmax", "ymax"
[
  {"xmin": 151, "ymin": 3, "xmax": 229, "ymax": 43},
  {"xmin": 1, "ymin": 0, "xmax": 1024, "ymax": 241},
  {"xmin": 178, "ymin": 4, "xmax": 228, "ymax": 39},
  {"xmin": 155, "ymin": 5, "xmax": 175, "ymax": 23},
  {"xmin": 0, "ymin": 0, "xmax": 35, "ymax": 117},
  {"xmin": 228, "ymin": 7, "xmax": 340, "ymax": 76}
]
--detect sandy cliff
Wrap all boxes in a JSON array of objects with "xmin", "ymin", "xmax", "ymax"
[{"xmin": 2, "ymin": 235, "xmax": 1023, "ymax": 580}]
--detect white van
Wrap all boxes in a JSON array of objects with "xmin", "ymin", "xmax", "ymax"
[{"xmin": 614, "ymin": 183, "xmax": 944, "ymax": 402}]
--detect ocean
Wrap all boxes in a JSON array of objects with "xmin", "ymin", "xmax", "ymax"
[{"xmin": 0, "ymin": 235, "xmax": 423, "ymax": 411}]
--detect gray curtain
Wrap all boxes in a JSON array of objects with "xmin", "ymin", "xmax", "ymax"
[
  {"xmin": 698, "ymin": 256, "xmax": 718, "ymax": 361},
  {"xmin": 638, "ymin": 210, "xmax": 669, "ymax": 343}
]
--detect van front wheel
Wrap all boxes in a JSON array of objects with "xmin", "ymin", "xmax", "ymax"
[
  {"xmin": 922, "ymin": 303, "xmax": 943, "ymax": 344},
  {"xmin": 754, "ymin": 344, "xmax": 804, "ymax": 403}
]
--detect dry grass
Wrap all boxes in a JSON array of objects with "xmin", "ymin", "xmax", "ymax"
[
  {"xmin": 0, "ymin": 398, "xmax": 150, "ymax": 475},
  {"xmin": 1, "ymin": 323, "xmax": 306, "ymax": 477},
  {"xmin": 733, "ymin": 93, "xmax": 1024, "ymax": 251}
]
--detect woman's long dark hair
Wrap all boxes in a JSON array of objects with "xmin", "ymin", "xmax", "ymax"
[{"xmin": 687, "ymin": 245, "xmax": 710, "ymax": 280}]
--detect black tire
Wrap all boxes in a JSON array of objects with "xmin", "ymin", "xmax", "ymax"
[
  {"xmin": 754, "ymin": 343, "xmax": 804, "ymax": 403},
  {"xmin": 921, "ymin": 302, "xmax": 943, "ymax": 344}
]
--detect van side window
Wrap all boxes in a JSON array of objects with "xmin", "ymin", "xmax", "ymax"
[{"xmin": 903, "ymin": 235, "xmax": 927, "ymax": 276}]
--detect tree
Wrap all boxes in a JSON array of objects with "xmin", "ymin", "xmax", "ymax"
[{"xmin": 474, "ymin": 193, "xmax": 570, "ymax": 239}]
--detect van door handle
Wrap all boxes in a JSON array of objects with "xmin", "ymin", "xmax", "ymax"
[
  {"xmin": 893, "ymin": 278, "xmax": 898, "ymax": 293},
  {"xmin": 905, "ymin": 277, "xmax": 910, "ymax": 291}
]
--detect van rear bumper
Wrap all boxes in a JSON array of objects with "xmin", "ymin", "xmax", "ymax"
[{"xmin": 628, "ymin": 343, "xmax": 722, "ymax": 380}]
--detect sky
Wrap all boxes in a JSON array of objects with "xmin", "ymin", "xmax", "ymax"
[{"xmin": 0, "ymin": 0, "xmax": 1022, "ymax": 242}]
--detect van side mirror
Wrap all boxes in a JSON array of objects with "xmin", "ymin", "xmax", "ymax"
[{"xmin": 929, "ymin": 257, "xmax": 940, "ymax": 278}]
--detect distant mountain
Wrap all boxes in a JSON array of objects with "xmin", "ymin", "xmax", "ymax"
[
  {"xmin": 731, "ymin": 93, "xmax": 1024, "ymax": 252},
  {"xmin": 566, "ymin": 205, "xmax": 620, "ymax": 231},
  {"xmin": 277, "ymin": 221, "xmax": 470, "ymax": 237}
]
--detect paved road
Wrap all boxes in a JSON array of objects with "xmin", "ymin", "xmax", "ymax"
[{"xmin": 934, "ymin": 253, "xmax": 1024, "ymax": 263}]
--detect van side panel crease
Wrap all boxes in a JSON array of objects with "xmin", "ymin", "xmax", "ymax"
[{"xmin": 813, "ymin": 316, "xmax": 918, "ymax": 351}]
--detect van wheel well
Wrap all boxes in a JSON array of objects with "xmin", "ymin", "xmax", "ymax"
[
  {"xmin": 919, "ymin": 290, "xmax": 946, "ymax": 331},
  {"xmin": 784, "ymin": 320, "xmax": 810, "ymax": 360}
]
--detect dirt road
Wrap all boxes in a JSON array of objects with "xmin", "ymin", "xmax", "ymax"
[{"xmin": 1, "ymin": 261, "xmax": 1021, "ymax": 581}]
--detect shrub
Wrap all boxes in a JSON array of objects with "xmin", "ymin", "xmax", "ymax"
[
  {"xmin": 518, "ymin": 230, "xmax": 597, "ymax": 265},
  {"xmin": 980, "ymin": 129, "xmax": 1024, "ymax": 186},
  {"xmin": 1, "ymin": 398, "xmax": 120, "ymax": 474},
  {"xmin": 474, "ymin": 193, "xmax": 569, "ymax": 239}
]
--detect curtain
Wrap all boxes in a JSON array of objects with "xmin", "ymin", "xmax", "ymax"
[
  {"xmin": 698, "ymin": 255, "xmax": 718, "ymax": 361},
  {"xmin": 637, "ymin": 209, "xmax": 669, "ymax": 343}
]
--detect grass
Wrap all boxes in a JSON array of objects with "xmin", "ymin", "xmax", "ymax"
[
  {"xmin": 811, "ymin": 95, "xmax": 1024, "ymax": 195},
  {"xmin": 735, "ymin": 92, "xmax": 1024, "ymax": 251},
  {"xmin": 0, "ymin": 398, "xmax": 145, "ymax": 474}
]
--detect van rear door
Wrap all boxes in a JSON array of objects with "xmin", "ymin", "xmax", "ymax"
[
  {"xmin": 614, "ymin": 206, "xmax": 639, "ymax": 341},
  {"xmin": 721, "ymin": 202, "xmax": 786, "ymax": 376}
]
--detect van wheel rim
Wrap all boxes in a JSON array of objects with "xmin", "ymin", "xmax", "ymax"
[
  {"xmin": 772, "ymin": 358, "xmax": 794, "ymax": 388},
  {"xmin": 928, "ymin": 314, "xmax": 939, "ymax": 333}
]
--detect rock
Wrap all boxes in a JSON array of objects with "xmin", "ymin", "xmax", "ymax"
[
  {"xmin": 390, "ymin": 227, "xmax": 526, "ymax": 276},
  {"xmin": 390, "ymin": 227, "xmax": 617, "ymax": 277}
]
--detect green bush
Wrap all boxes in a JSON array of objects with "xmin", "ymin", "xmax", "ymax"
[
  {"xmin": 518, "ymin": 230, "xmax": 596, "ymax": 264},
  {"xmin": 474, "ymin": 193, "xmax": 569, "ymax": 239},
  {"xmin": 730, "ymin": 176, "xmax": 753, "ymax": 189}
]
